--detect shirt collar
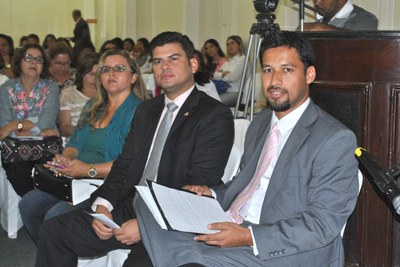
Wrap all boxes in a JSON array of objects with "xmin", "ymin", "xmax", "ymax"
[
  {"xmin": 316, "ymin": 0, "xmax": 353, "ymax": 21},
  {"xmin": 272, "ymin": 98, "xmax": 310, "ymax": 135},
  {"xmin": 164, "ymin": 85, "xmax": 195, "ymax": 109}
]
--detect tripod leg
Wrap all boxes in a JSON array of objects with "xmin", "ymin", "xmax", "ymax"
[{"xmin": 234, "ymin": 34, "xmax": 254, "ymax": 118}]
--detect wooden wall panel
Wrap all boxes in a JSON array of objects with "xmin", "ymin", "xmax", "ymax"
[{"xmin": 303, "ymin": 32, "xmax": 400, "ymax": 267}]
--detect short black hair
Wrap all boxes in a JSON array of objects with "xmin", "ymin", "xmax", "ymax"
[
  {"xmin": 150, "ymin": 32, "xmax": 195, "ymax": 62},
  {"xmin": 259, "ymin": 31, "xmax": 315, "ymax": 71}
]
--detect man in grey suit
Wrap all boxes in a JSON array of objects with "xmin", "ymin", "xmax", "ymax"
[{"xmin": 134, "ymin": 31, "xmax": 360, "ymax": 267}]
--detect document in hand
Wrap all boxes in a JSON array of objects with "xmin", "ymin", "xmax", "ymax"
[{"xmin": 135, "ymin": 181, "xmax": 231, "ymax": 234}]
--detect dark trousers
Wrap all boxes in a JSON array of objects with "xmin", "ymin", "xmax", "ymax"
[
  {"xmin": 2, "ymin": 161, "xmax": 35, "ymax": 196},
  {"xmin": 35, "ymin": 201, "xmax": 152, "ymax": 267}
]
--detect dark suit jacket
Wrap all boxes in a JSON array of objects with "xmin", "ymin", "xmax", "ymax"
[
  {"xmin": 214, "ymin": 100, "xmax": 359, "ymax": 266},
  {"xmin": 73, "ymin": 18, "xmax": 91, "ymax": 43},
  {"xmin": 92, "ymin": 88, "xmax": 234, "ymax": 220}
]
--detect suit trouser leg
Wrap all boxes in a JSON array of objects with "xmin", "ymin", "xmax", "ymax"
[
  {"xmin": 134, "ymin": 195, "xmax": 207, "ymax": 267},
  {"xmin": 35, "ymin": 208, "xmax": 134, "ymax": 267},
  {"xmin": 134, "ymin": 195, "xmax": 268, "ymax": 267}
]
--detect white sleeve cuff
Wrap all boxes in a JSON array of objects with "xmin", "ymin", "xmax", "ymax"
[
  {"xmin": 91, "ymin": 197, "xmax": 114, "ymax": 212},
  {"xmin": 248, "ymin": 226, "xmax": 259, "ymax": 256}
]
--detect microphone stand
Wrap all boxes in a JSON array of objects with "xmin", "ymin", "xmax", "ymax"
[{"xmin": 291, "ymin": 0, "xmax": 317, "ymax": 31}]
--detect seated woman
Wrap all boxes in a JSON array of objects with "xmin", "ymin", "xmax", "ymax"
[
  {"xmin": 0, "ymin": 34, "xmax": 15, "ymax": 78},
  {"xmin": 0, "ymin": 43, "xmax": 59, "ymax": 197},
  {"xmin": 19, "ymin": 49, "xmax": 148, "ymax": 245},
  {"xmin": 59, "ymin": 52, "xmax": 99, "ymax": 142},
  {"xmin": 213, "ymin": 35, "xmax": 246, "ymax": 107},
  {"xmin": 135, "ymin": 38, "xmax": 152, "ymax": 74},
  {"xmin": 204, "ymin": 38, "xmax": 226, "ymax": 77},
  {"xmin": 48, "ymin": 42, "xmax": 76, "ymax": 90},
  {"xmin": 193, "ymin": 50, "xmax": 220, "ymax": 101}
]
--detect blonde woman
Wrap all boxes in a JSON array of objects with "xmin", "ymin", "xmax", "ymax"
[{"xmin": 19, "ymin": 49, "xmax": 148, "ymax": 245}]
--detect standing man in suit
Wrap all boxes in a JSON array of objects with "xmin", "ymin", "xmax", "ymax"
[
  {"xmin": 134, "ymin": 31, "xmax": 360, "ymax": 267},
  {"xmin": 35, "ymin": 31, "xmax": 234, "ymax": 267},
  {"xmin": 71, "ymin": 9, "xmax": 91, "ymax": 44}
]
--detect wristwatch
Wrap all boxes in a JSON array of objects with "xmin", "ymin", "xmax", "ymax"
[
  {"xmin": 88, "ymin": 164, "xmax": 97, "ymax": 178},
  {"xmin": 17, "ymin": 121, "xmax": 24, "ymax": 132}
]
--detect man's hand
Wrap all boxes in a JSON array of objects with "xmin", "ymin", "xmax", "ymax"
[
  {"xmin": 113, "ymin": 219, "xmax": 141, "ymax": 245},
  {"xmin": 183, "ymin": 185, "xmax": 212, "ymax": 196},
  {"xmin": 194, "ymin": 222, "xmax": 253, "ymax": 247},
  {"xmin": 92, "ymin": 206, "xmax": 114, "ymax": 240}
]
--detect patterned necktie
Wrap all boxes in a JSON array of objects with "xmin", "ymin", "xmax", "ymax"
[
  {"xmin": 226, "ymin": 123, "xmax": 281, "ymax": 224},
  {"xmin": 140, "ymin": 102, "xmax": 178, "ymax": 184}
]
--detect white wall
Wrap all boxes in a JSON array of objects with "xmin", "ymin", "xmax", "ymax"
[{"xmin": 0, "ymin": 0, "xmax": 398, "ymax": 51}]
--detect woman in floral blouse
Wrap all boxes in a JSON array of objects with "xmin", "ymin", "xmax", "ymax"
[{"xmin": 0, "ymin": 43, "xmax": 59, "ymax": 196}]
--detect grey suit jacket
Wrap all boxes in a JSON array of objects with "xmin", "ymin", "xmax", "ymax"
[{"xmin": 214, "ymin": 100, "xmax": 359, "ymax": 266}]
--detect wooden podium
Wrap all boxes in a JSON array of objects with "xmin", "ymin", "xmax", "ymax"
[{"xmin": 301, "ymin": 31, "xmax": 400, "ymax": 267}]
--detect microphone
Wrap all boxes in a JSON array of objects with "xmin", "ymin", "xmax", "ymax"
[{"xmin": 355, "ymin": 147, "xmax": 400, "ymax": 215}]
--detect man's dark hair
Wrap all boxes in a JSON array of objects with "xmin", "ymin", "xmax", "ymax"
[
  {"xmin": 259, "ymin": 31, "xmax": 315, "ymax": 71},
  {"xmin": 150, "ymin": 32, "xmax": 195, "ymax": 62},
  {"xmin": 72, "ymin": 9, "xmax": 82, "ymax": 18}
]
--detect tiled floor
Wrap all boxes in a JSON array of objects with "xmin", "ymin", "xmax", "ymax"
[{"xmin": 0, "ymin": 224, "xmax": 36, "ymax": 267}]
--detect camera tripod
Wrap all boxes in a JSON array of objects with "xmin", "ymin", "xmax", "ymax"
[{"xmin": 233, "ymin": 13, "xmax": 280, "ymax": 120}]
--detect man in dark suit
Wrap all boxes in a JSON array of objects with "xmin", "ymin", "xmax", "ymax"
[
  {"xmin": 134, "ymin": 31, "xmax": 360, "ymax": 267},
  {"xmin": 35, "ymin": 32, "xmax": 234, "ymax": 267},
  {"xmin": 71, "ymin": 9, "xmax": 91, "ymax": 43}
]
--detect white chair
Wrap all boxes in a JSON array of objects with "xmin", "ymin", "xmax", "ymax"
[
  {"xmin": 0, "ymin": 151, "xmax": 24, "ymax": 239},
  {"xmin": 221, "ymin": 145, "xmax": 242, "ymax": 183},
  {"xmin": 78, "ymin": 249, "xmax": 130, "ymax": 267},
  {"xmin": 340, "ymin": 170, "xmax": 363, "ymax": 237},
  {"xmin": 233, "ymin": 118, "xmax": 250, "ymax": 154}
]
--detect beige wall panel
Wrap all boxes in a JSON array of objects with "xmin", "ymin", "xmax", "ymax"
[
  {"xmin": 135, "ymin": 0, "xmax": 154, "ymax": 40},
  {"xmin": 154, "ymin": 0, "xmax": 184, "ymax": 34},
  {"xmin": 0, "ymin": 0, "xmax": 86, "ymax": 46},
  {"xmin": 0, "ymin": 0, "xmax": 399, "ymax": 51}
]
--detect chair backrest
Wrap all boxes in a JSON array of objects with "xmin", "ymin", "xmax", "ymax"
[
  {"xmin": 234, "ymin": 119, "xmax": 250, "ymax": 154},
  {"xmin": 340, "ymin": 169, "xmax": 363, "ymax": 237},
  {"xmin": 221, "ymin": 145, "xmax": 242, "ymax": 183}
]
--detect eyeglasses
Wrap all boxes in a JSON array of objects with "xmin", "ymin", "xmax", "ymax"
[
  {"xmin": 23, "ymin": 54, "xmax": 44, "ymax": 64},
  {"xmin": 98, "ymin": 64, "xmax": 135, "ymax": 74}
]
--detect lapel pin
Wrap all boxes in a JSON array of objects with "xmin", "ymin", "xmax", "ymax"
[{"xmin": 184, "ymin": 112, "xmax": 190, "ymax": 117}]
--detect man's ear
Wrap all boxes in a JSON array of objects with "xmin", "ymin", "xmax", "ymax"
[
  {"xmin": 306, "ymin": 66, "xmax": 316, "ymax": 84},
  {"xmin": 190, "ymin": 58, "xmax": 198, "ymax": 74}
]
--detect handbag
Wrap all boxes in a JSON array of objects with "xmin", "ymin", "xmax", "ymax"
[
  {"xmin": 212, "ymin": 79, "xmax": 231, "ymax": 94},
  {"xmin": 33, "ymin": 164, "xmax": 103, "ymax": 204},
  {"xmin": 1, "ymin": 135, "xmax": 63, "ymax": 164}
]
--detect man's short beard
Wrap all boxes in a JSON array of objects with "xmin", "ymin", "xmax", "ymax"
[{"xmin": 267, "ymin": 99, "xmax": 291, "ymax": 112}]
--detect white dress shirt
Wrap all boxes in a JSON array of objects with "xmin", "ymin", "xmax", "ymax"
[
  {"xmin": 92, "ymin": 86, "xmax": 195, "ymax": 212},
  {"xmin": 243, "ymin": 98, "xmax": 310, "ymax": 255}
]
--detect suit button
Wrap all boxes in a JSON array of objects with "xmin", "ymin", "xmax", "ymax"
[
  {"xmin": 269, "ymin": 252, "xmax": 274, "ymax": 256},
  {"xmin": 282, "ymin": 249, "xmax": 286, "ymax": 253}
]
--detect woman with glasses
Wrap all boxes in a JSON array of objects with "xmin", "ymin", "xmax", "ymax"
[
  {"xmin": 0, "ymin": 43, "xmax": 60, "ymax": 196},
  {"xmin": 48, "ymin": 42, "xmax": 76, "ymax": 91},
  {"xmin": 19, "ymin": 49, "xmax": 148, "ymax": 245}
]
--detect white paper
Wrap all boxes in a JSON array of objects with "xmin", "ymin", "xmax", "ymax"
[
  {"xmin": 136, "ymin": 182, "xmax": 231, "ymax": 234},
  {"xmin": 135, "ymin": 186, "xmax": 168, "ymax": 230},
  {"xmin": 71, "ymin": 179, "xmax": 104, "ymax": 205},
  {"xmin": 84, "ymin": 211, "xmax": 120, "ymax": 229}
]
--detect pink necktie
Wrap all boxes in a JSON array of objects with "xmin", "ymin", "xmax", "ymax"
[{"xmin": 226, "ymin": 123, "xmax": 280, "ymax": 224}]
